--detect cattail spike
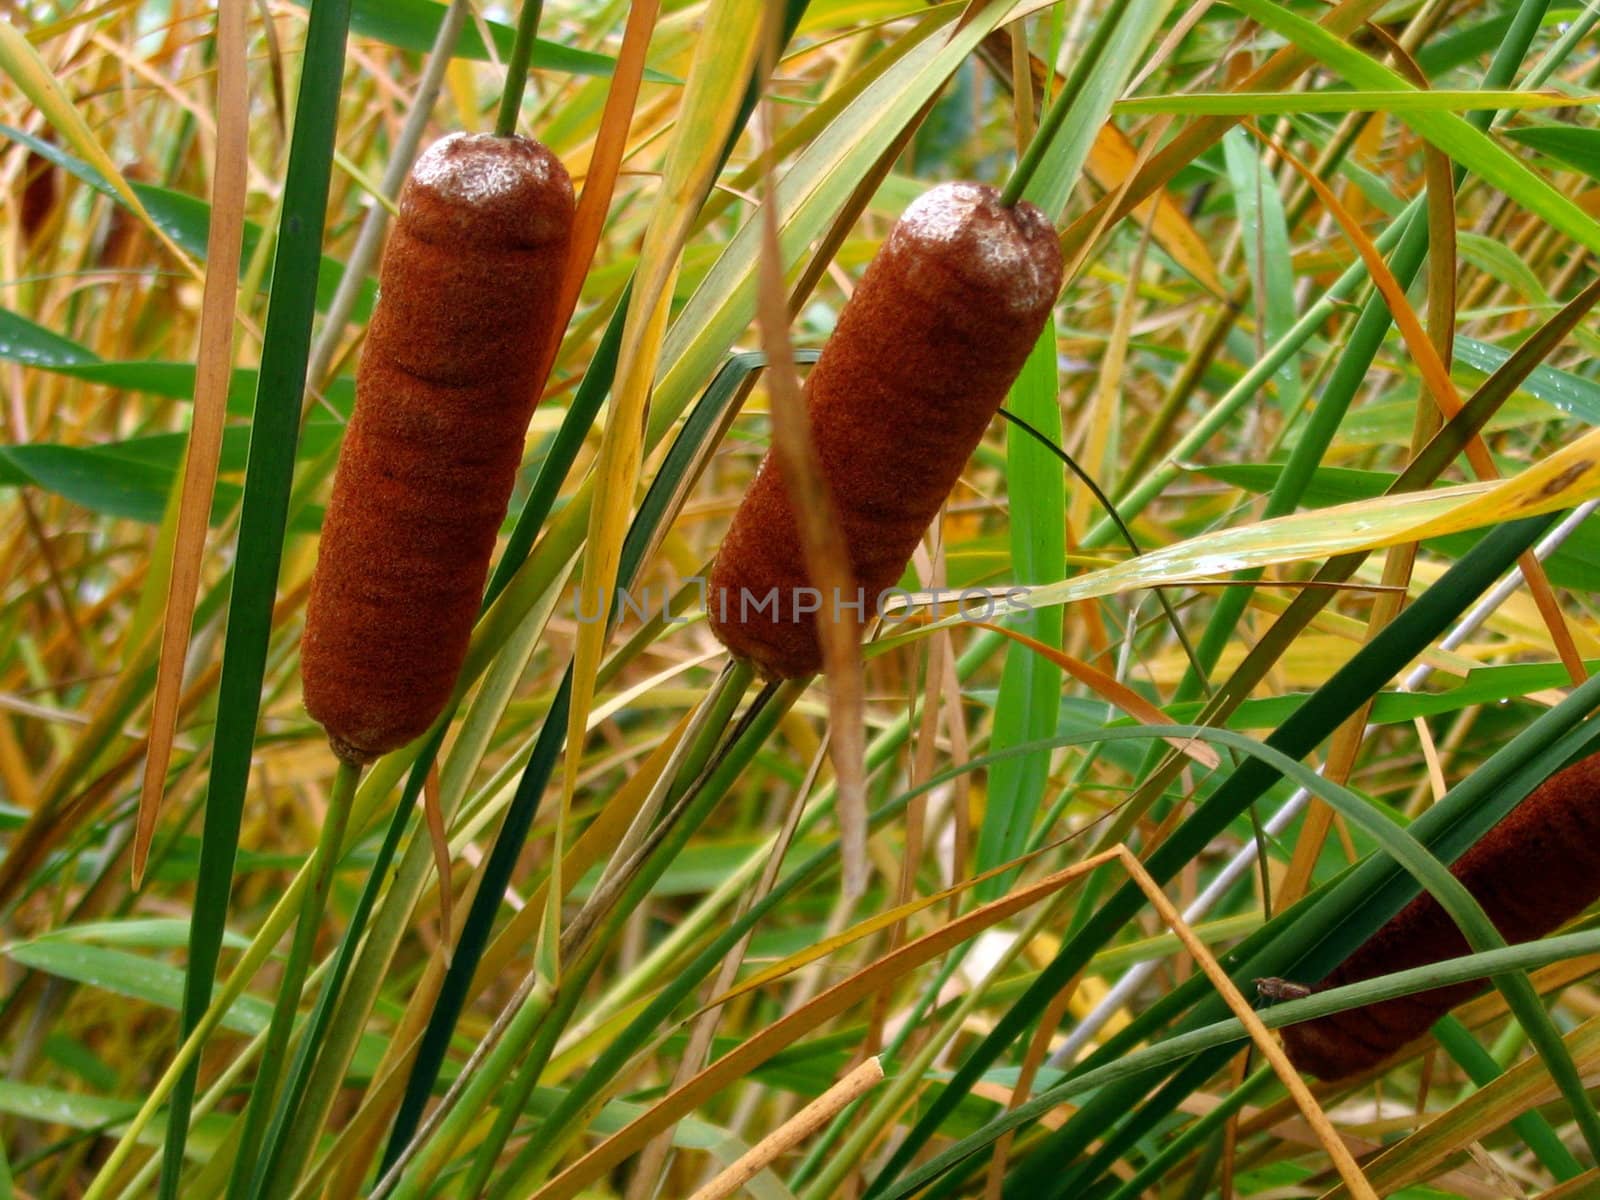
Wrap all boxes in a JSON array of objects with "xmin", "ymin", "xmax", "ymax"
[
  {"xmin": 20, "ymin": 147, "xmax": 58, "ymax": 245},
  {"xmin": 302, "ymin": 132, "xmax": 574, "ymax": 762},
  {"xmin": 707, "ymin": 182, "xmax": 1063, "ymax": 678},
  {"xmin": 1283, "ymin": 750, "xmax": 1600, "ymax": 1081}
]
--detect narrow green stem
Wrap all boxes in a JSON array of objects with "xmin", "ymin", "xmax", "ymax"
[
  {"xmin": 1102, "ymin": 1066, "xmax": 1274, "ymax": 1200},
  {"xmin": 800, "ymin": 893, "xmax": 1078, "ymax": 1200},
  {"xmin": 475, "ymin": 669, "xmax": 767, "ymax": 1193},
  {"xmin": 458, "ymin": 957, "xmax": 596, "ymax": 1200},
  {"xmin": 377, "ymin": 973, "xmax": 554, "ymax": 1200},
  {"xmin": 999, "ymin": 0, "xmax": 1128, "ymax": 207},
  {"xmin": 381, "ymin": 662, "xmax": 763, "ymax": 1198},
  {"xmin": 675, "ymin": 658, "xmax": 759, "ymax": 791},
  {"xmin": 1433, "ymin": 1016, "xmax": 1582, "ymax": 1180},
  {"xmin": 251, "ymin": 747, "xmax": 428, "ymax": 1200},
  {"xmin": 224, "ymin": 757, "xmax": 361, "ymax": 1200},
  {"xmin": 494, "ymin": 0, "xmax": 547, "ymax": 137},
  {"xmin": 488, "ymin": 680, "xmax": 805, "ymax": 1200}
]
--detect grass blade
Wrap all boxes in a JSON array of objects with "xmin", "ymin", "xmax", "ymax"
[
  {"xmin": 866, "ymin": 511, "xmax": 1563, "ymax": 1194},
  {"xmin": 134, "ymin": 0, "xmax": 250, "ymax": 887},
  {"xmin": 157, "ymin": 1, "xmax": 353, "ymax": 1189}
]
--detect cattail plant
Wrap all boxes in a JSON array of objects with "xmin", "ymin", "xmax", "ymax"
[
  {"xmin": 19, "ymin": 145, "xmax": 57, "ymax": 244},
  {"xmin": 220, "ymin": 129, "xmax": 573, "ymax": 1198},
  {"xmin": 24, "ymin": 2, "xmax": 1600, "ymax": 1195},
  {"xmin": 1284, "ymin": 750, "xmax": 1600, "ymax": 1081},
  {"xmin": 302, "ymin": 131, "xmax": 574, "ymax": 763},
  {"xmin": 706, "ymin": 181, "xmax": 1063, "ymax": 678}
]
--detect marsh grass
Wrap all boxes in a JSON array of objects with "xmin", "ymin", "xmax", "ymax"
[{"xmin": 3, "ymin": 0, "xmax": 1600, "ymax": 1196}]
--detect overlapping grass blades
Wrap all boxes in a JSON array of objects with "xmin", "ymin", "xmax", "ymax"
[
  {"xmin": 158, "ymin": 2, "xmax": 353, "ymax": 1191},
  {"xmin": 6, "ymin": 1, "xmax": 1600, "ymax": 1196},
  {"xmin": 867, "ymin": 510, "xmax": 1577, "ymax": 1194}
]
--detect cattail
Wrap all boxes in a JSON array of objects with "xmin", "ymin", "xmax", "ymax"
[
  {"xmin": 706, "ymin": 183, "xmax": 1062, "ymax": 678},
  {"xmin": 301, "ymin": 132, "xmax": 574, "ymax": 764},
  {"xmin": 1283, "ymin": 750, "xmax": 1600, "ymax": 1081},
  {"xmin": 20, "ymin": 147, "xmax": 57, "ymax": 244}
]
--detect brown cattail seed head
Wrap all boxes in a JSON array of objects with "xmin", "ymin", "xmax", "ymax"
[
  {"xmin": 301, "ymin": 133, "xmax": 574, "ymax": 763},
  {"xmin": 20, "ymin": 147, "xmax": 57, "ymax": 244},
  {"xmin": 1282, "ymin": 750, "xmax": 1600, "ymax": 1081},
  {"xmin": 707, "ymin": 182, "xmax": 1063, "ymax": 678}
]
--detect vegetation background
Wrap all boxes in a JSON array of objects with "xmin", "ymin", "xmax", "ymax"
[{"xmin": 2, "ymin": 0, "xmax": 1600, "ymax": 1196}]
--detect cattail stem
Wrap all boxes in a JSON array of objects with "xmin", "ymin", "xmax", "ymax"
[
  {"xmin": 224, "ymin": 758, "xmax": 360, "ymax": 1200},
  {"xmin": 494, "ymin": 0, "xmax": 547, "ymax": 137},
  {"xmin": 556, "ymin": 658, "xmax": 758, "ymax": 962},
  {"xmin": 998, "ymin": 0, "xmax": 1130, "ymax": 209}
]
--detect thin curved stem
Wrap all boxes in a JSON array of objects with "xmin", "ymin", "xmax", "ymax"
[
  {"xmin": 495, "ymin": 0, "xmax": 548, "ymax": 137},
  {"xmin": 224, "ymin": 757, "xmax": 361, "ymax": 1200},
  {"xmin": 999, "ymin": 1, "xmax": 1128, "ymax": 207}
]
